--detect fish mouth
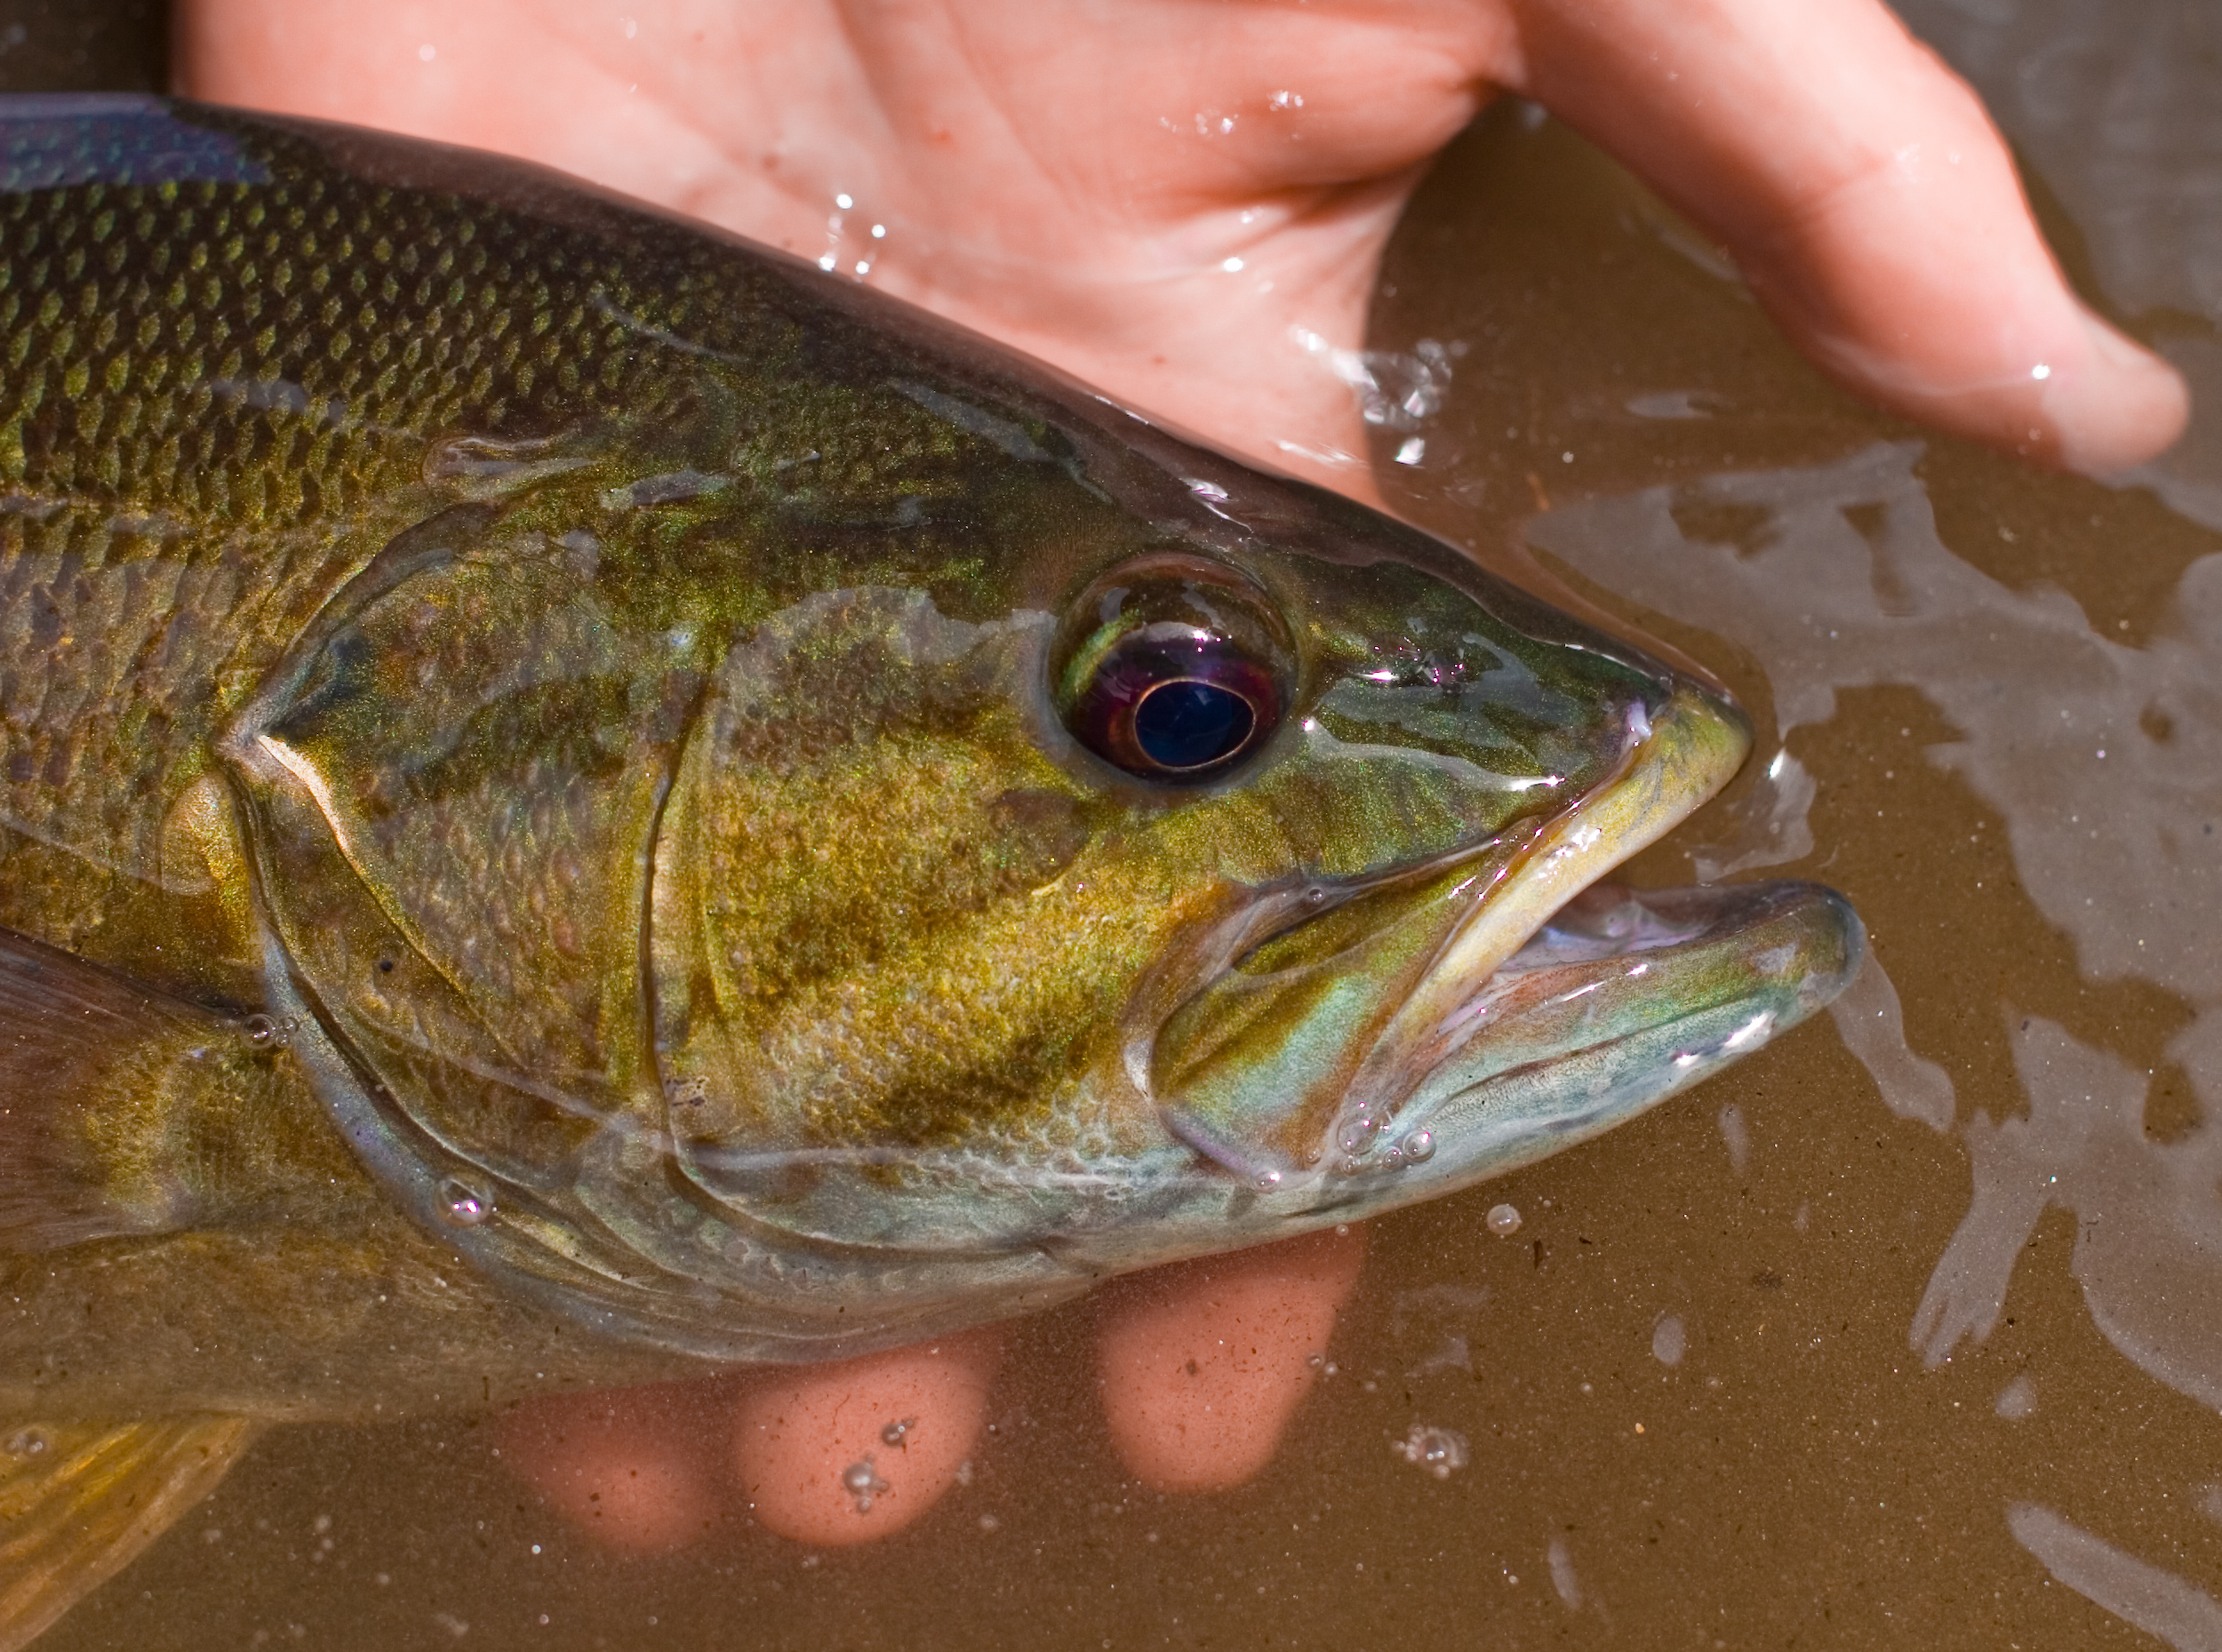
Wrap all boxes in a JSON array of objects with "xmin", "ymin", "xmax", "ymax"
[
  {"xmin": 1149, "ymin": 683, "xmax": 1858, "ymax": 1192},
  {"xmin": 1361, "ymin": 875, "xmax": 1862, "ymax": 1187}
]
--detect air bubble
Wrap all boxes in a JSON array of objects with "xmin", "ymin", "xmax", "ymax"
[
  {"xmin": 1401, "ymin": 1129, "xmax": 1435, "ymax": 1164},
  {"xmin": 1392, "ymin": 1423, "xmax": 1468, "ymax": 1479},
  {"xmin": 842, "ymin": 1455, "xmax": 890, "ymax": 1513},
  {"xmin": 242, "ymin": 1014, "xmax": 286, "ymax": 1049},
  {"xmin": 1338, "ymin": 1113, "xmax": 1381, "ymax": 1156},
  {"xmin": 1485, "ymin": 1202, "xmax": 1523, "ymax": 1237},
  {"xmin": 4, "ymin": 1428, "xmax": 46, "ymax": 1457},
  {"xmin": 436, "ymin": 1177, "xmax": 491, "ymax": 1228},
  {"xmin": 880, "ymin": 1417, "xmax": 916, "ymax": 1449}
]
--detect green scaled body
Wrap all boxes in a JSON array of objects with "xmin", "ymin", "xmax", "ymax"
[{"xmin": 0, "ymin": 94, "xmax": 1859, "ymax": 1643}]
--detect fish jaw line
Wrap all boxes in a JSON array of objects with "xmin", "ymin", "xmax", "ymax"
[{"xmin": 1329, "ymin": 682, "xmax": 1750, "ymax": 1153}]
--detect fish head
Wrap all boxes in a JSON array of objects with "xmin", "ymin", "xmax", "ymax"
[
  {"xmin": 632, "ymin": 435, "xmax": 1858, "ymax": 1326},
  {"xmin": 651, "ymin": 494, "xmax": 1691, "ymax": 1171},
  {"xmin": 221, "ymin": 285, "xmax": 1857, "ymax": 1360}
]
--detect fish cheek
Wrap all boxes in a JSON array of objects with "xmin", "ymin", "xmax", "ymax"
[
  {"xmin": 648, "ymin": 601, "xmax": 1137, "ymax": 1164},
  {"xmin": 652, "ymin": 759, "xmax": 1136, "ymax": 1162}
]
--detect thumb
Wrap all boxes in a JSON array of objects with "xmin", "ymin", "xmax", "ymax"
[{"xmin": 1505, "ymin": 0, "xmax": 2187, "ymax": 474}]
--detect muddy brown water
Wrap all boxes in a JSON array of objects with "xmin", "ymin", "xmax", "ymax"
[{"xmin": 11, "ymin": 3, "xmax": 2222, "ymax": 1647}]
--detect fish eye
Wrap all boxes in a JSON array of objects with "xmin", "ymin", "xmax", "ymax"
[{"xmin": 1053, "ymin": 555, "xmax": 1294, "ymax": 783}]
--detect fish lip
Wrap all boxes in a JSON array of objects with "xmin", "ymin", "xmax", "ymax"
[
  {"xmin": 1405, "ymin": 877, "xmax": 1862, "ymax": 1085},
  {"xmin": 1321, "ymin": 877, "xmax": 1865, "ymax": 1194}
]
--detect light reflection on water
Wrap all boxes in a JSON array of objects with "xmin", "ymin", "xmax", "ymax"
[
  {"xmin": 1363, "ymin": 1, "xmax": 2222, "ymax": 1635},
  {"xmin": 1528, "ymin": 434, "xmax": 2222, "ymax": 1629}
]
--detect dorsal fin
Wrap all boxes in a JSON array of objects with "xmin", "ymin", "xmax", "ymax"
[
  {"xmin": 0, "ymin": 928, "xmax": 254, "ymax": 1249},
  {"xmin": 0, "ymin": 1414, "xmax": 260, "ymax": 1651}
]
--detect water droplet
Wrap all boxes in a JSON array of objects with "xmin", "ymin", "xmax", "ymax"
[
  {"xmin": 4, "ymin": 1428, "xmax": 46, "ymax": 1457},
  {"xmin": 437, "ymin": 1177, "xmax": 491, "ymax": 1228},
  {"xmin": 1485, "ymin": 1202, "xmax": 1523, "ymax": 1237},
  {"xmin": 1401, "ymin": 1129, "xmax": 1435, "ymax": 1164}
]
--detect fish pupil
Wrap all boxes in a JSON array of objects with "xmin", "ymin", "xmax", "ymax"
[{"xmin": 1132, "ymin": 679, "xmax": 1255, "ymax": 770}]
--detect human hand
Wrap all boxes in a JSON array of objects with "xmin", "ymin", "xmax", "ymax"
[
  {"xmin": 180, "ymin": 0, "xmax": 2186, "ymax": 491},
  {"xmin": 494, "ymin": 1226, "xmax": 1367, "ymax": 1546},
  {"xmin": 175, "ymin": 0, "xmax": 2189, "ymax": 1548}
]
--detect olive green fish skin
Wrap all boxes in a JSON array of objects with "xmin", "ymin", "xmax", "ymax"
[{"xmin": 0, "ymin": 96, "xmax": 1856, "ymax": 1408}]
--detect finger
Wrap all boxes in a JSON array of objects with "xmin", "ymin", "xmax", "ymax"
[
  {"xmin": 731, "ymin": 1328, "xmax": 1003, "ymax": 1544},
  {"xmin": 1094, "ymin": 1225, "xmax": 1367, "ymax": 1492},
  {"xmin": 1501, "ymin": 0, "xmax": 2188, "ymax": 473},
  {"xmin": 496, "ymin": 1377, "xmax": 736, "ymax": 1552}
]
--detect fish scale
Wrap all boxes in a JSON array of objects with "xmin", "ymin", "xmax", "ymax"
[{"xmin": 0, "ymin": 134, "xmax": 746, "ymax": 974}]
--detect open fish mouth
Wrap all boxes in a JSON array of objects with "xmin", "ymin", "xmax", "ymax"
[
  {"xmin": 1337, "ymin": 875, "xmax": 1860, "ymax": 1193},
  {"xmin": 1151, "ymin": 684, "xmax": 1864, "ymax": 1201}
]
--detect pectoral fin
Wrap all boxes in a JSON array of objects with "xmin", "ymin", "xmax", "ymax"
[
  {"xmin": 0, "ymin": 1415, "xmax": 260, "ymax": 1651},
  {"xmin": 0, "ymin": 927, "xmax": 274, "ymax": 1250}
]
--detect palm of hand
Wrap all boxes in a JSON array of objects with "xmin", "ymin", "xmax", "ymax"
[{"xmin": 180, "ymin": 0, "xmax": 2186, "ymax": 1550}]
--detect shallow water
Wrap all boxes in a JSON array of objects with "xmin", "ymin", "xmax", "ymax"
[{"xmin": 15, "ymin": 3, "xmax": 2222, "ymax": 1648}]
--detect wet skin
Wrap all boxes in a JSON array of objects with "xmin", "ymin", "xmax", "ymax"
[{"xmin": 174, "ymin": 0, "xmax": 2188, "ymax": 1549}]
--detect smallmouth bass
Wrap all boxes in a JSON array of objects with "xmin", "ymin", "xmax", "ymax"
[{"xmin": 0, "ymin": 95, "xmax": 1860, "ymax": 1638}]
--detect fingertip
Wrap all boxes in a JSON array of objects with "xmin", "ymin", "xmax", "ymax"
[
  {"xmin": 1793, "ymin": 295, "xmax": 2193, "ymax": 476},
  {"xmin": 1095, "ymin": 1225, "xmax": 1367, "ymax": 1493},
  {"xmin": 1510, "ymin": 0, "xmax": 2193, "ymax": 476},
  {"xmin": 496, "ymin": 1380, "xmax": 731, "ymax": 1552},
  {"xmin": 732, "ymin": 1329, "xmax": 1002, "ymax": 1545},
  {"xmin": 2045, "ymin": 308, "xmax": 2192, "ymax": 475}
]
